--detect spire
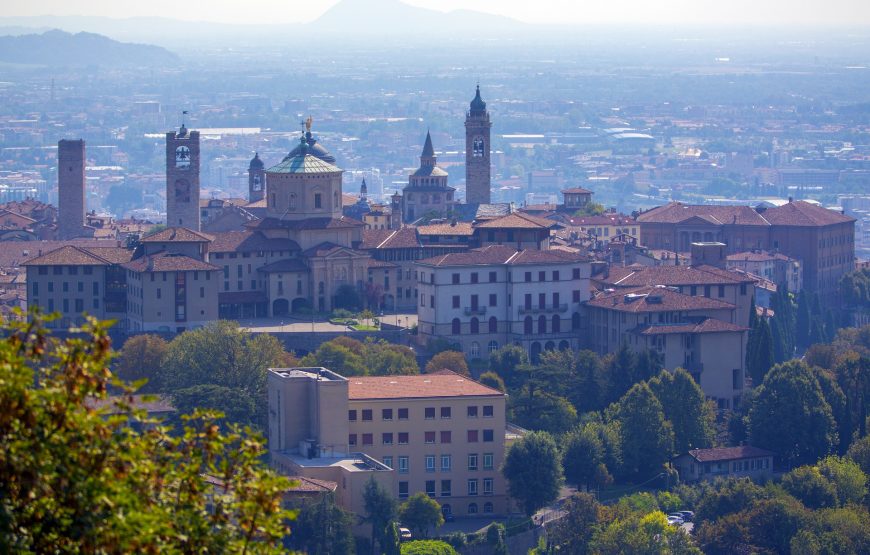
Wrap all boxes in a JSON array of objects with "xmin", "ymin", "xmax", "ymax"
[
  {"xmin": 470, "ymin": 85, "xmax": 486, "ymax": 114},
  {"xmin": 422, "ymin": 130, "xmax": 435, "ymax": 158},
  {"xmin": 360, "ymin": 178, "xmax": 367, "ymax": 198}
]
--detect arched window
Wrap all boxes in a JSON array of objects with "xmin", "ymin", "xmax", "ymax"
[
  {"xmin": 289, "ymin": 193, "xmax": 296, "ymax": 209},
  {"xmin": 538, "ymin": 315, "xmax": 547, "ymax": 334},
  {"xmin": 484, "ymin": 502, "xmax": 493, "ymax": 514},
  {"xmin": 470, "ymin": 317, "xmax": 479, "ymax": 334},
  {"xmin": 468, "ymin": 503, "xmax": 478, "ymax": 515},
  {"xmin": 552, "ymin": 314, "xmax": 561, "ymax": 333},
  {"xmin": 572, "ymin": 312, "xmax": 581, "ymax": 331},
  {"xmin": 452, "ymin": 318, "xmax": 461, "ymax": 335},
  {"xmin": 559, "ymin": 340, "xmax": 570, "ymax": 351},
  {"xmin": 488, "ymin": 316, "xmax": 498, "ymax": 333},
  {"xmin": 471, "ymin": 342, "xmax": 480, "ymax": 358},
  {"xmin": 175, "ymin": 145, "xmax": 190, "ymax": 168},
  {"xmin": 488, "ymin": 340, "xmax": 498, "ymax": 353},
  {"xmin": 545, "ymin": 341, "xmax": 555, "ymax": 351},
  {"xmin": 524, "ymin": 316, "xmax": 533, "ymax": 335},
  {"xmin": 334, "ymin": 191, "xmax": 339, "ymax": 207}
]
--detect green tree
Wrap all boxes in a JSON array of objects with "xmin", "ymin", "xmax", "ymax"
[
  {"xmin": 748, "ymin": 317, "xmax": 775, "ymax": 386},
  {"xmin": 847, "ymin": 434, "xmax": 870, "ymax": 475},
  {"xmin": 171, "ymin": 384, "xmax": 259, "ymax": 429},
  {"xmin": 547, "ymin": 493, "xmax": 599, "ymax": 555},
  {"xmin": 478, "ymin": 371, "xmax": 506, "ymax": 392},
  {"xmin": 797, "ymin": 290, "xmax": 813, "ymax": 349},
  {"xmin": 692, "ymin": 477, "xmax": 765, "ymax": 523},
  {"xmin": 334, "ymin": 284, "xmax": 362, "ymax": 310},
  {"xmin": 425, "ymin": 350, "xmax": 469, "ymax": 376},
  {"xmin": 781, "ymin": 466, "xmax": 839, "ymax": 509},
  {"xmin": 649, "ymin": 369, "xmax": 715, "ymax": 453},
  {"xmin": 503, "ymin": 431, "xmax": 564, "ymax": 516},
  {"xmin": 0, "ymin": 314, "xmax": 294, "ymax": 553},
  {"xmin": 301, "ymin": 341, "xmax": 367, "ymax": 376},
  {"xmin": 748, "ymin": 360, "xmax": 839, "ymax": 467},
  {"xmin": 489, "ymin": 344, "xmax": 529, "ymax": 388},
  {"xmin": 289, "ymin": 493, "xmax": 355, "ymax": 555},
  {"xmin": 398, "ymin": 492, "xmax": 444, "ymax": 538},
  {"xmin": 362, "ymin": 477, "xmax": 397, "ymax": 555},
  {"xmin": 114, "ymin": 333, "xmax": 168, "ymax": 392},
  {"xmin": 817, "ymin": 456, "xmax": 868, "ymax": 506},
  {"xmin": 400, "ymin": 540, "xmax": 457, "ymax": 555},
  {"xmin": 615, "ymin": 382, "xmax": 675, "ymax": 479},
  {"xmin": 510, "ymin": 388, "xmax": 578, "ymax": 435},
  {"xmin": 563, "ymin": 424, "xmax": 607, "ymax": 489}
]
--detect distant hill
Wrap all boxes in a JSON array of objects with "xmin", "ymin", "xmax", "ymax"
[{"xmin": 0, "ymin": 29, "xmax": 178, "ymax": 66}]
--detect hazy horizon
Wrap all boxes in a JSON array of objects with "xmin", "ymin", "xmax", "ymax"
[{"xmin": 4, "ymin": 0, "xmax": 870, "ymax": 28}]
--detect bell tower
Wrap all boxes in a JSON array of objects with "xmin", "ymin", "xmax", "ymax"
[
  {"xmin": 165, "ymin": 123, "xmax": 200, "ymax": 230},
  {"xmin": 465, "ymin": 85, "xmax": 492, "ymax": 204},
  {"xmin": 248, "ymin": 152, "xmax": 265, "ymax": 203}
]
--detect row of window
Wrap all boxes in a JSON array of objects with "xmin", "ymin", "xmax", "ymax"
[
  {"xmin": 37, "ymin": 298, "xmax": 94, "ymax": 312},
  {"xmin": 36, "ymin": 265, "xmax": 95, "ymax": 276},
  {"xmin": 349, "ymin": 405, "xmax": 494, "ymax": 421},
  {"xmin": 397, "ymin": 478, "xmax": 494, "ymax": 499},
  {"xmin": 212, "ymin": 250, "xmax": 291, "ymax": 260},
  {"xmin": 446, "ymin": 268, "xmax": 582, "ymax": 286},
  {"xmin": 381, "ymin": 453, "xmax": 495, "ymax": 473},
  {"xmin": 32, "ymin": 281, "xmax": 99, "ymax": 296},
  {"xmin": 349, "ymin": 429, "xmax": 495, "ymax": 446}
]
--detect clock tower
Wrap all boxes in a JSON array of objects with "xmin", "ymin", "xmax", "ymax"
[
  {"xmin": 465, "ymin": 85, "xmax": 492, "ymax": 205},
  {"xmin": 165, "ymin": 124, "xmax": 201, "ymax": 230},
  {"xmin": 248, "ymin": 152, "xmax": 265, "ymax": 203}
]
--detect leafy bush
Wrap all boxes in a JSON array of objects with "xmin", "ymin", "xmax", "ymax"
[{"xmin": 400, "ymin": 540, "xmax": 457, "ymax": 555}]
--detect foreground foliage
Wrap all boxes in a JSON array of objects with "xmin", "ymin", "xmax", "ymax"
[{"xmin": 0, "ymin": 313, "xmax": 294, "ymax": 553}]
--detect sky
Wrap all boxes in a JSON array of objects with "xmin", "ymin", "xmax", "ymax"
[{"xmin": 4, "ymin": 0, "xmax": 870, "ymax": 27}]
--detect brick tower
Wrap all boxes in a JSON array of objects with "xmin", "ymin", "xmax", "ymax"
[
  {"xmin": 57, "ymin": 139, "xmax": 86, "ymax": 240},
  {"xmin": 465, "ymin": 85, "xmax": 492, "ymax": 204},
  {"xmin": 248, "ymin": 152, "xmax": 265, "ymax": 203},
  {"xmin": 165, "ymin": 124, "xmax": 200, "ymax": 230}
]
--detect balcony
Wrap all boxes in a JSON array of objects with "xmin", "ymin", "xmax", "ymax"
[
  {"xmin": 518, "ymin": 303, "xmax": 568, "ymax": 315},
  {"xmin": 464, "ymin": 306, "xmax": 487, "ymax": 316}
]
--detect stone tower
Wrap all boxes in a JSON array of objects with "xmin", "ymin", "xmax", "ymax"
[
  {"xmin": 465, "ymin": 85, "xmax": 492, "ymax": 205},
  {"xmin": 165, "ymin": 124, "xmax": 200, "ymax": 230},
  {"xmin": 57, "ymin": 139, "xmax": 86, "ymax": 240},
  {"xmin": 248, "ymin": 152, "xmax": 265, "ymax": 203}
]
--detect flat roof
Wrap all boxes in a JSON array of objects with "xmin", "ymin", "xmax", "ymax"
[
  {"xmin": 348, "ymin": 370, "xmax": 503, "ymax": 400},
  {"xmin": 283, "ymin": 452, "xmax": 390, "ymax": 473}
]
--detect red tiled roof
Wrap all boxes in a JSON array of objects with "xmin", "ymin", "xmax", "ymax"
[
  {"xmin": 569, "ymin": 214, "xmax": 636, "ymax": 226},
  {"xmin": 562, "ymin": 187, "xmax": 594, "ymax": 194},
  {"xmin": 361, "ymin": 227, "xmax": 422, "ymax": 249},
  {"xmin": 367, "ymin": 259, "xmax": 398, "ymax": 269},
  {"xmin": 257, "ymin": 258, "xmax": 309, "ymax": 273},
  {"xmin": 587, "ymin": 285, "xmax": 736, "ymax": 313},
  {"xmin": 209, "ymin": 231, "xmax": 297, "ymax": 253},
  {"xmin": 507, "ymin": 249, "xmax": 586, "ymax": 265},
  {"xmin": 417, "ymin": 245, "xmax": 518, "ymax": 267},
  {"xmin": 23, "ymin": 245, "xmax": 112, "ymax": 266},
  {"xmin": 686, "ymin": 445, "xmax": 775, "ymax": 462},
  {"xmin": 636, "ymin": 202, "xmax": 770, "ymax": 226},
  {"xmin": 727, "ymin": 250, "xmax": 795, "ymax": 263},
  {"xmin": 598, "ymin": 264, "xmax": 754, "ymax": 287},
  {"xmin": 124, "ymin": 252, "xmax": 220, "ymax": 273},
  {"xmin": 141, "ymin": 227, "xmax": 214, "ymax": 243},
  {"xmin": 475, "ymin": 212, "xmax": 555, "ymax": 229},
  {"xmin": 634, "ymin": 318, "xmax": 747, "ymax": 335},
  {"xmin": 348, "ymin": 370, "xmax": 503, "ymax": 400},
  {"xmin": 85, "ymin": 247, "xmax": 135, "ymax": 264},
  {"xmin": 417, "ymin": 222, "xmax": 475, "ymax": 236},
  {"xmin": 761, "ymin": 200, "xmax": 854, "ymax": 227},
  {"xmin": 248, "ymin": 216, "xmax": 364, "ymax": 231}
]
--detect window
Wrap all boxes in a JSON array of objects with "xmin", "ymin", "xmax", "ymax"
[
  {"xmin": 524, "ymin": 294, "xmax": 532, "ymax": 309},
  {"xmin": 483, "ymin": 429, "xmax": 494, "ymax": 442},
  {"xmin": 314, "ymin": 193, "xmax": 322, "ymax": 209},
  {"xmin": 452, "ymin": 273, "xmax": 460, "ymax": 285},
  {"xmin": 704, "ymin": 285, "xmax": 711, "ymax": 297},
  {"xmin": 441, "ymin": 407, "xmax": 451, "ymax": 419},
  {"xmin": 718, "ymin": 285, "xmax": 725, "ymax": 297},
  {"xmin": 32, "ymin": 282, "xmax": 38, "ymax": 296},
  {"xmin": 399, "ymin": 482, "xmax": 409, "ymax": 498},
  {"xmin": 452, "ymin": 295, "xmax": 460, "ymax": 308},
  {"xmin": 483, "ymin": 453, "xmax": 494, "ymax": 470},
  {"xmin": 489, "ymin": 293, "xmax": 497, "ymax": 307},
  {"xmin": 483, "ymin": 405, "xmax": 494, "ymax": 418},
  {"xmin": 75, "ymin": 299, "xmax": 83, "ymax": 312},
  {"xmin": 48, "ymin": 282, "xmax": 53, "ymax": 293},
  {"xmin": 468, "ymin": 430, "xmax": 479, "ymax": 442},
  {"xmin": 362, "ymin": 409, "xmax": 372, "ymax": 421},
  {"xmin": 426, "ymin": 480, "xmax": 436, "ymax": 497},
  {"xmin": 451, "ymin": 318, "xmax": 460, "ymax": 334},
  {"xmin": 398, "ymin": 456, "xmax": 409, "ymax": 474},
  {"xmin": 53, "ymin": 266, "xmax": 62, "ymax": 275},
  {"xmin": 468, "ymin": 454, "xmax": 478, "ymax": 471},
  {"xmin": 484, "ymin": 501, "xmax": 493, "ymax": 513},
  {"xmin": 483, "ymin": 478, "xmax": 493, "ymax": 495},
  {"xmin": 573, "ymin": 268, "xmax": 581, "ymax": 279},
  {"xmin": 488, "ymin": 317, "xmax": 498, "ymax": 333},
  {"xmin": 383, "ymin": 456, "xmax": 393, "ymax": 468},
  {"xmin": 425, "ymin": 431, "xmax": 436, "ymax": 444},
  {"xmin": 383, "ymin": 433, "xmax": 393, "ymax": 445},
  {"xmin": 441, "ymin": 455, "xmax": 451, "ymax": 471},
  {"xmin": 349, "ymin": 434, "xmax": 357, "ymax": 446},
  {"xmin": 69, "ymin": 266, "xmax": 78, "ymax": 276},
  {"xmin": 362, "ymin": 433, "xmax": 373, "ymax": 446},
  {"xmin": 539, "ymin": 293, "xmax": 546, "ymax": 309},
  {"xmin": 440, "ymin": 431, "xmax": 452, "ymax": 444},
  {"xmin": 468, "ymin": 502, "xmax": 478, "ymax": 514},
  {"xmin": 92, "ymin": 282, "xmax": 99, "ymax": 296},
  {"xmin": 425, "ymin": 407, "xmax": 436, "ymax": 419},
  {"xmin": 468, "ymin": 406, "xmax": 478, "ymax": 418},
  {"xmin": 63, "ymin": 282, "xmax": 68, "ymax": 293},
  {"xmin": 740, "ymin": 283, "xmax": 747, "ymax": 295},
  {"xmin": 398, "ymin": 408, "xmax": 409, "ymax": 420},
  {"xmin": 426, "ymin": 455, "xmax": 436, "ymax": 472},
  {"xmin": 525, "ymin": 272, "xmax": 532, "ymax": 282},
  {"xmin": 573, "ymin": 290, "xmax": 581, "ymax": 302},
  {"xmin": 468, "ymin": 479, "xmax": 478, "ymax": 496},
  {"xmin": 470, "ymin": 318, "xmax": 479, "ymax": 334},
  {"xmin": 348, "ymin": 410, "xmax": 357, "ymax": 421},
  {"xmin": 441, "ymin": 480, "xmax": 452, "ymax": 497},
  {"xmin": 382, "ymin": 408, "xmax": 393, "ymax": 421},
  {"xmin": 553, "ymin": 271, "xmax": 560, "ymax": 281},
  {"xmin": 471, "ymin": 272, "xmax": 478, "ymax": 284},
  {"xmin": 398, "ymin": 432, "xmax": 409, "ymax": 444},
  {"xmin": 489, "ymin": 271, "xmax": 497, "ymax": 283}
]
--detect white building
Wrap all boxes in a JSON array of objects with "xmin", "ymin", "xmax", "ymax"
[{"xmin": 416, "ymin": 245, "xmax": 591, "ymax": 362}]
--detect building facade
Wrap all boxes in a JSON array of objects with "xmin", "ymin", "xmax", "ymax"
[
  {"xmin": 401, "ymin": 131, "xmax": 456, "ymax": 223},
  {"xmin": 57, "ymin": 139, "xmax": 88, "ymax": 240},
  {"xmin": 465, "ymin": 86, "xmax": 492, "ymax": 205},
  {"xmin": 165, "ymin": 125, "xmax": 201, "ymax": 230}
]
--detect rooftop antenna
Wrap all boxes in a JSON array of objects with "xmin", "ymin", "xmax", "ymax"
[{"xmin": 181, "ymin": 110, "xmax": 188, "ymax": 126}]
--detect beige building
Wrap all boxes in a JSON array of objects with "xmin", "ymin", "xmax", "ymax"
[
  {"xmin": 672, "ymin": 446, "xmax": 775, "ymax": 483},
  {"xmin": 726, "ymin": 250, "xmax": 802, "ymax": 293},
  {"xmin": 268, "ymin": 367, "xmax": 510, "ymax": 519}
]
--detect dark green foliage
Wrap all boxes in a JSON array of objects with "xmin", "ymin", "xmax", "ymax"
[
  {"xmin": 693, "ymin": 478, "xmax": 766, "ymax": 523},
  {"xmin": 547, "ymin": 493, "xmax": 599, "ymax": 555},
  {"xmin": 289, "ymin": 494, "xmax": 356, "ymax": 555},
  {"xmin": 488, "ymin": 344, "xmax": 528, "ymax": 388},
  {"xmin": 362, "ymin": 477, "xmax": 397, "ymax": 554},
  {"xmin": 398, "ymin": 492, "xmax": 444, "ymax": 538},
  {"xmin": 563, "ymin": 424, "xmax": 609, "ymax": 489},
  {"xmin": 648, "ymin": 369, "xmax": 715, "ymax": 453},
  {"xmin": 782, "ymin": 466, "xmax": 840, "ymax": 509},
  {"xmin": 171, "ymin": 384, "xmax": 259, "ymax": 429},
  {"xmin": 748, "ymin": 360, "xmax": 838, "ymax": 467},
  {"xmin": 302, "ymin": 337, "xmax": 419, "ymax": 376},
  {"xmin": 847, "ymin": 435, "xmax": 870, "ymax": 475},
  {"xmin": 478, "ymin": 371, "xmax": 506, "ymax": 392},
  {"xmin": 400, "ymin": 540, "xmax": 457, "ymax": 555},
  {"xmin": 502, "ymin": 431, "xmax": 564, "ymax": 516},
  {"xmin": 334, "ymin": 284, "xmax": 362, "ymax": 310},
  {"xmin": 746, "ymin": 317, "xmax": 775, "ymax": 386},
  {"xmin": 615, "ymin": 382, "xmax": 675, "ymax": 479}
]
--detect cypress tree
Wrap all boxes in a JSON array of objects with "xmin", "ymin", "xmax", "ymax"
[{"xmin": 749, "ymin": 318, "xmax": 775, "ymax": 386}]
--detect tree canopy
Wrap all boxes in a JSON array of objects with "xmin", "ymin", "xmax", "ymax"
[{"xmin": 502, "ymin": 431, "xmax": 564, "ymax": 516}]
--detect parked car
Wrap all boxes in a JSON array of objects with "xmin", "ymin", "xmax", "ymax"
[
  {"xmin": 398, "ymin": 527, "xmax": 412, "ymax": 541},
  {"xmin": 676, "ymin": 511, "xmax": 694, "ymax": 522},
  {"xmin": 667, "ymin": 514, "xmax": 685, "ymax": 526}
]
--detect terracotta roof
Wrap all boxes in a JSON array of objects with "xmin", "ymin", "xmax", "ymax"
[
  {"xmin": 348, "ymin": 370, "xmax": 503, "ymax": 400},
  {"xmin": 141, "ymin": 227, "xmax": 214, "ymax": 243},
  {"xmin": 569, "ymin": 214, "xmax": 636, "ymax": 226},
  {"xmin": 562, "ymin": 187, "xmax": 594, "ymax": 194},
  {"xmin": 636, "ymin": 202, "xmax": 770, "ymax": 226},
  {"xmin": 257, "ymin": 259, "xmax": 309, "ymax": 273},
  {"xmin": 367, "ymin": 259, "xmax": 398, "ymax": 269},
  {"xmin": 587, "ymin": 285, "xmax": 736, "ymax": 313},
  {"xmin": 761, "ymin": 200, "xmax": 854, "ymax": 227},
  {"xmin": 23, "ymin": 245, "xmax": 112, "ymax": 266},
  {"xmin": 124, "ymin": 252, "xmax": 220, "ymax": 273},
  {"xmin": 209, "ymin": 231, "xmax": 297, "ymax": 253},
  {"xmin": 417, "ymin": 222, "xmax": 475, "ymax": 236},
  {"xmin": 84, "ymin": 247, "xmax": 135, "ymax": 264},
  {"xmin": 360, "ymin": 228, "xmax": 421, "ymax": 250},
  {"xmin": 686, "ymin": 446, "xmax": 775, "ymax": 462},
  {"xmin": 507, "ymin": 249, "xmax": 586, "ymax": 265},
  {"xmin": 634, "ymin": 318, "xmax": 747, "ymax": 335},
  {"xmin": 417, "ymin": 245, "xmax": 518, "ymax": 267},
  {"xmin": 248, "ymin": 217, "xmax": 363, "ymax": 231},
  {"xmin": 727, "ymin": 251, "xmax": 795, "ymax": 263},
  {"xmin": 287, "ymin": 476, "xmax": 338, "ymax": 493},
  {"xmin": 475, "ymin": 212, "xmax": 555, "ymax": 230},
  {"xmin": 598, "ymin": 264, "xmax": 755, "ymax": 287}
]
